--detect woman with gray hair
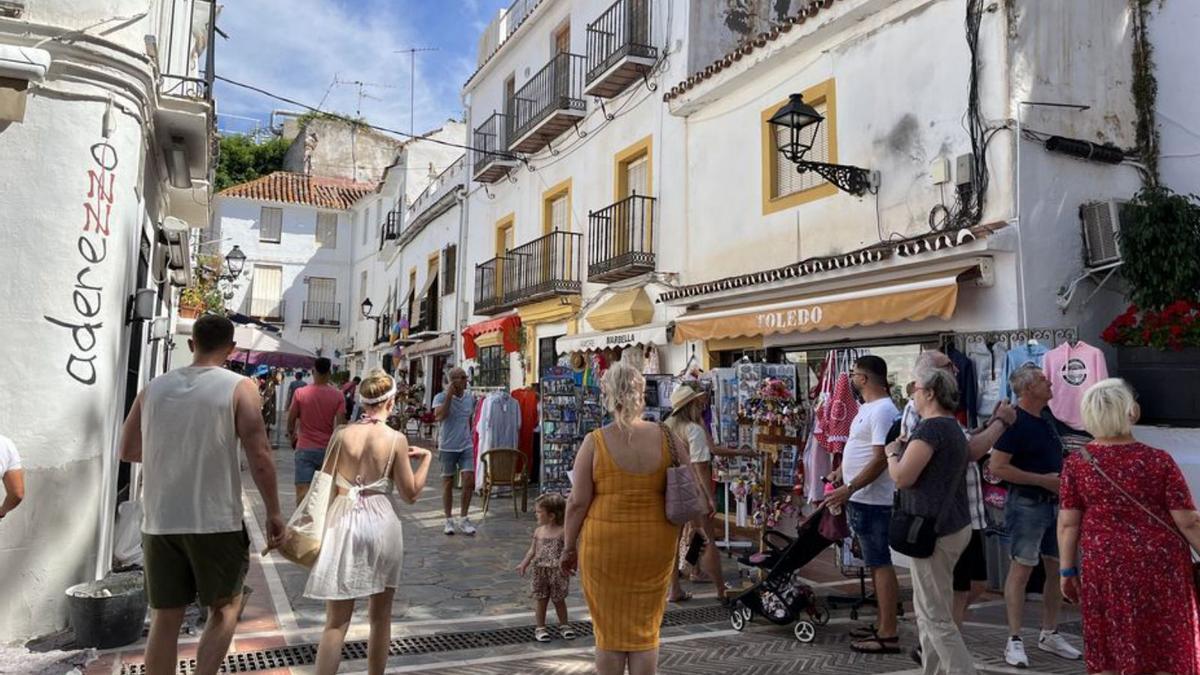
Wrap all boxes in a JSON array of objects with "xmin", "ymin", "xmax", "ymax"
[
  {"xmin": 885, "ymin": 366, "xmax": 976, "ymax": 675},
  {"xmin": 1057, "ymin": 378, "xmax": 1200, "ymax": 675},
  {"xmin": 561, "ymin": 362, "xmax": 703, "ymax": 674}
]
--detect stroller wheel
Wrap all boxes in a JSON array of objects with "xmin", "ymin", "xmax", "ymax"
[
  {"xmin": 794, "ymin": 620, "xmax": 816, "ymax": 643},
  {"xmin": 729, "ymin": 606, "xmax": 747, "ymax": 632},
  {"xmin": 810, "ymin": 603, "xmax": 831, "ymax": 626},
  {"xmin": 741, "ymin": 605, "xmax": 753, "ymax": 622}
]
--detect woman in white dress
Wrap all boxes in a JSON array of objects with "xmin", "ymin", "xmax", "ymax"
[{"xmin": 306, "ymin": 369, "xmax": 432, "ymax": 675}]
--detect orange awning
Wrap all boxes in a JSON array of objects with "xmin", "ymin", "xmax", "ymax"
[
  {"xmin": 462, "ymin": 315, "xmax": 521, "ymax": 359},
  {"xmin": 672, "ymin": 273, "xmax": 964, "ymax": 343}
]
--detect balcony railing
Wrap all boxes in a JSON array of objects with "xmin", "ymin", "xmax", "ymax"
[
  {"xmin": 302, "ymin": 301, "xmax": 341, "ymax": 327},
  {"xmin": 473, "ymin": 113, "xmax": 518, "ymax": 183},
  {"xmin": 585, "ymin": 0, "xmax": 657, "ymax": 97},
  {"xmin": 474, "ymin": 256, "xmax": 508, "ymax": 315},
  {"xmin": 474, "ymin": 231, "xmax": 582, "ymax": 315},
  {"xmin": 507, "ymin": 52, "xmax": 587, "ymax": 153},
  {"xmin": 381, "ymin": 210, "xmax": 402, "ymax": 249},
  {"xmin": 503, "ymin": 0, "xmax": 538, "ymax": 41},
  {"xmin": 249, "ymin": 298, "xmax": 285, "ymax": 323},
  {"xmin": 589, "ymin": 193, "xmax": 656, "ymax": 283}
]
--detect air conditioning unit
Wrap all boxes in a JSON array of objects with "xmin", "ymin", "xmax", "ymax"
[{"xmin": 1079, "ymin": 199, "xmax": 1129, "ymax": 268}]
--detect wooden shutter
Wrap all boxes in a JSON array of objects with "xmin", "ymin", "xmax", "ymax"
[
  {"xmin": 251, "ymin": 265, "xmax": 282, "ymax": 317},
  {"xmin": 259, "ymin": 207, "xmax": 282, "ymax": 243},
  {"xmin": 316, "ymin": 213, "xmax": 337, "ymax": 248},
  {"xmin": 773, "ymin": 100, "xmax": 829, "ymax": 198}
]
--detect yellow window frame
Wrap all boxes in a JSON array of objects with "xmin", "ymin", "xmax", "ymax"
[{"xmin": 760, "ymin": 78, "xmax": 839, "ymax": 215}]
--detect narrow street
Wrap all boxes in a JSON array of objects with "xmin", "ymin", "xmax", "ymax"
[{"xmin": 85, "ymin": 446, "xmax": 1084, "ymax": 675}]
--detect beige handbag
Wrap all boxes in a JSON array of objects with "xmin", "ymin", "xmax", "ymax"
[
  {"xmin": 275, "ymin": 431, "xmax": 343, "ymax": 567},
  {"xmin": 661, "ymin": 424, "xmax": 708, "ymax": 526}
]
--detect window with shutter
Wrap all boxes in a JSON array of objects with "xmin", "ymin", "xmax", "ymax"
[
  {"xmin": 771, "ymin": 99, "xmax": 830, "ymax": 199},
  {"xmin": 259, "ymin": 207, "xmax": 282, "ymax": 243},
  {"xmin": 250, "ymin": 265, "xmax": 283, "ymax": 319},
  {"xmin": 550, "ymin": 193, "xmax": 569, "ymax": 231},
  {"xmin": 442, "ymin": 245, "xmax": 457, "ymax": 295},
  {"xmin": 305, "ymin": 277, "xmax": 337, "ymax": 324},
  {"xmin": 316, "ymin": 213, "xmax": 338, "ymax": 248}
]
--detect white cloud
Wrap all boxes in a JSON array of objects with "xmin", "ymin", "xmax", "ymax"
[{"xmin": 214, "ymin": 0, "xmax": 466, "ymax": 138}]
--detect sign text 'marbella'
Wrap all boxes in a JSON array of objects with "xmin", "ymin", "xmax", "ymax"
[{"xmin": 755, "ymin": 306, "xmax": 825, "ymax": 332}]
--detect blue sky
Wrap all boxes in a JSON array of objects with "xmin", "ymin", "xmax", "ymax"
[{"xmin": 214, "ymin": 0, "xmax": 510, "ymax": 139}]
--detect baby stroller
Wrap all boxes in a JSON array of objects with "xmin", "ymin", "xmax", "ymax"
[{"xmin": 728, "ymin": 504, "xmax": 839, "ymax": 643}]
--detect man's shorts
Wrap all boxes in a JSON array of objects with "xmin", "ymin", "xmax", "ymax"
[
  {"xmin": 439, "ymin": 448, "xmax": 474, "ymax": 477},
  {"xmin": 142, "ymin": 527, "xmax": 250, "ymax": 609},
  {"xmin": 953, "ymin": 529, "xmax": 988, "ymax": 591},
  {"xmin": 846, "ymin": 501, "xmax": 893, "ymax": 568},
  {"xmin": 1005, "ymin": 490, "xmax": 1059, "ymax": 566},
  {"xmin": 294, "ymin": 448, "xmax": 325, "ymax": 484}
]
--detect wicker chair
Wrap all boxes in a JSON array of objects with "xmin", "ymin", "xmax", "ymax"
[{"xmin": 480, "ymin": 448, "xmax": 529, "ymax": 517}]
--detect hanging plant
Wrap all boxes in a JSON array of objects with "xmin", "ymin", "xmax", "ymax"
[{"xmin": 1117, "ymin": 187, "xmax": 1200, "ymax": 312}]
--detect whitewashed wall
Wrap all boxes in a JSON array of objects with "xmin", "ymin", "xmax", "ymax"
[{"xmin": 216, "ymin": 198, "xmax": 354, "ymax": 360}]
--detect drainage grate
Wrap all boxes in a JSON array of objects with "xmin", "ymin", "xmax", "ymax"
[{"xmin": 118, "ymin": 605, "xmax": 731, "ymax": 674}]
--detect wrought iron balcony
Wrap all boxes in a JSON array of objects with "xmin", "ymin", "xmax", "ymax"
[
  {"xmin": 380, "ymin": 210, "xmax": 402, "ymax": 249},
  {"xmin": 507, "ymin": 53, "xmax": 587, "ymax": 154},
  {"xmin": 473, "ymin": 231, "xmax": 583, "ymax": 315},
  {"xmin": 302, "ymin": 301, "xmax": 341, "ymax": 327},
  {"xmin": 585, "ymin": 0, "xmax": 657, "ymax": 98},
  {"xmin": 473, "ymin": 113, "xmax": 519, "ymax": 183},
  {"xmin": 589, "ymin": 193, "xmax": 656, "ymax": 283},
  {"xmin": 249, "ymin": 298, "xmax": 285, "ymax": 323}
]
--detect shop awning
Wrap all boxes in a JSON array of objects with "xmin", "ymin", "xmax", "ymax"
[
  {"xmin": 556, "ymin": 322, "xmax": 672, "ymax": 355},
  {"xmin": 403, "ymin": 333, "xmax": 452, "ymax": 359},
  {"xmin": 587, "ymin": 288, "xmax": 654, "ymax": 331},
  {"xmin": 672, "ymin": 272, "xmax": 965, "ymax": 343},
  {"xmin": 462, "ymin": 314, "xmax": 521, "ymax": 359}
]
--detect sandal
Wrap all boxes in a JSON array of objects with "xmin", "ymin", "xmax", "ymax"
[
  {"xmin": 668, "ymin": 591, "xmax": 693, "ymax": 603},
  {"xmin": 848, "ymin": 624, "xmax": 878, "ymax": 639},
  {"xmin": 559, "ymin": 625, "xmax": 577, "ymax": 640},
  {"xmin": 850, "ymin": 635, "xmax": 901, "ymax": 655},
  {"xmin": 534, "ymin": 627, "xmax": 552, "ymax": 643}
]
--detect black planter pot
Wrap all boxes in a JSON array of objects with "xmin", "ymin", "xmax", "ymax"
[{"xmin": 1117, "ymin": 346, "xmax": 1200, "ymax": 427}]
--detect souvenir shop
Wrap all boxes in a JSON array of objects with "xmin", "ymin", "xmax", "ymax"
[{"xmin": 667, "ymin": 269, "xmax": 1113, "ymax": 589}]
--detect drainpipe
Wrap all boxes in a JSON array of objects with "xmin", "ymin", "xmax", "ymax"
[{"xmin": 454, "ymin": 185, "xmax": 468, "ymax": 367}]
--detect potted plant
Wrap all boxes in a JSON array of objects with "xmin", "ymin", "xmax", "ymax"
[{"xmin": 1102, "ymin": 187, "xmax": 1200, "ymax": 426}]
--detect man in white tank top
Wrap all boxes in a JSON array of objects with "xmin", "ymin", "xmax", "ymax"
[{"xmin": 119, "ymin": 314, "xmax": 286, "ymax": 675}]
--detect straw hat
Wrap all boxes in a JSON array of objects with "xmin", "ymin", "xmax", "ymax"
[{"xmin": 668, "ymin": 383, "xmax": 706, "ymax": 418}]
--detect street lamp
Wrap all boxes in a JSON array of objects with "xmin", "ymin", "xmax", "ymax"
[
  {"xmin": 767, "ymin": 93, "xmax": 876, "ymax": 197},
  {"xmin": 224, "ymin": 245, "xmax": 246, "ymax": 280},
  {"xmin": 361, "ymin": 297, "xmax": 378, "ymax": 320}
]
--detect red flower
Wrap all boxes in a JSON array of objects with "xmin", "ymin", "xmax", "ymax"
[
  {"xmin": 1165, "ymin": 299, "xmax": 1192, "ymax": 316},
  {"xmin": 1101, "ymin": 326, "xmax": 1120, "ymax": 344},
  {"xmin": 1126, "ymin": 304, "xmax": 1140, "ymax": 315},
  {"xmin": 1171, "ymin": 325, "xmax": 1185, "ymax": 337},
  {"xmin": 1142, "ymin": 328, "xmax": 1152, "ymax": 342}
]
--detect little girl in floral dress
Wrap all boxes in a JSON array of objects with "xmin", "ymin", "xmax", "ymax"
[{"xmin": 516, "ymin": 493, "xmax": 576, "ymax": 642}]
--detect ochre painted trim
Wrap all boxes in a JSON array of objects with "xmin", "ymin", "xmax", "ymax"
[
  {"xmin": 613, "ymin": 135, "xmax": 653, "ymax": 201},
  {"xmin": 495, "ymin": 213, "xmax": 515, "ymax": 255},
  {"xmin": 541, "ymin": 178, "xmax": 573, "ymax": 234},
  {"xmin": 761, "ymin": 78, "xmax": 839, "ymax": 216}
]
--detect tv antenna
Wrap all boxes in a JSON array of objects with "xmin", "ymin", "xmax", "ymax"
[
  {"xmin": 394, "ymin": 46, "xmax": 439, "ymax": 137},
  {"xmin": 332, "ymin": 75, "xmax": 397, "ymax": 118}
]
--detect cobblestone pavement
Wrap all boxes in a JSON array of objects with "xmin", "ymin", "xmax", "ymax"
[{"xmin": 88, "ymin": 444, "xmax": 1084, "ymax": 674}]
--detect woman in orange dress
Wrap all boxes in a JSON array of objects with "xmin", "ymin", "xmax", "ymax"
[{"xmin": 562, "ymin": 362, "xmax": 705, "ymax": 675}]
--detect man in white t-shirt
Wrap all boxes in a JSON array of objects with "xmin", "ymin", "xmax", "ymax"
[
  {"xmin": 826, "ymin": 355, "xmax": 901, "ymax": 654},
  {"xmin": 0, "ymin": 434, "xmax": 25, "ymax": 521}
]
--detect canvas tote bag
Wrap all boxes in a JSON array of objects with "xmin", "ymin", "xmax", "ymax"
[
  {"xmin": 662, "ymin": 424, "xmax": 709, "ymax": 526},
  {"xmin": 274, "ymin": 430, "xmax": 343, "ymax": 567}
]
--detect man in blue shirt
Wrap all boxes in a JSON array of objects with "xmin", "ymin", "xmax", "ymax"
[
  {"xmin": 991, "ymin": 364, "xmax": 1081, "ymax": 667},
  {"xmin": 433, "ymin": 367, "xmax": 478, "ymax": 536}
]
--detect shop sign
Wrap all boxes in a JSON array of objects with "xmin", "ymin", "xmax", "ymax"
[
  {"xmin": 755, "ymin": 306, "xmax": 824, "ymax": 332},
  {"xmin": 606, "ymin": 333, "xmax": 635, "ymax": 345}
]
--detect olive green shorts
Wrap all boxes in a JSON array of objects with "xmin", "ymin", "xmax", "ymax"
[{"xmin": 142, "ymin": 526, "xmax": 250, "ymax": 609}]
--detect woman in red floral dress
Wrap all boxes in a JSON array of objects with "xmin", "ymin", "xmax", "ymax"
[{"xmin": 1058, "ymin": 379, "xmax": 1200, "ymax": 675}]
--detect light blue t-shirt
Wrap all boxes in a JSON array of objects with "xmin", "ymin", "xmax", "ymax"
[
  {"xmin": 432, "ymin": 391, "xmax": 477, "ymax": 453},
  {"xmin": 1001, "ymin": 342, "xmax": 1049, "ymax": 401}
]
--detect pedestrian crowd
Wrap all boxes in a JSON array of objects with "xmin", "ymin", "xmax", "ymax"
[{"xmin": 96, "ymin": 313, "xmax": 1200, "ymax": 675}]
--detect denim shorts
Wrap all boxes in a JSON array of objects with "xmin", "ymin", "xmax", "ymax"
[
  {"xmin": 294, "ymin": 448, "xmax": 325, "ymax": 485},
  {"xmin": 439, "ymin": 449, "xmax": 475, "ymax": 478},
  {"xmin": 1005, "ymin": 491, "xmax": 1059, "ymax": 566},
  {"xmin": 846, "ymin": 501, "xmax": 893, "ymax": 568}
]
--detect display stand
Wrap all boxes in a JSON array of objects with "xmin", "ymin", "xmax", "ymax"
[{"xmin": 538, "ymin": 366, "xmax": 602, "ymax": 496}]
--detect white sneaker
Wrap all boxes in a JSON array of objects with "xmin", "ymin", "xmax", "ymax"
[
  {"xmin": 443, "ymin": 519, "xmax": 456, "ymax": 536},
  {"xmin": 457, "ymin": 517, "xmax": 477, "ymax": 536},
  {"xmin": 1038, "ymin": 631, "xmax": 1082, "ymax": 660},
  {"xmin": 1005, "ymin": 637, "xmax": 1029, "ymax": 668}
]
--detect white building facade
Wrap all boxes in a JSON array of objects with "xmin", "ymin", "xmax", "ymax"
[
  {"xmin": 212, "ymin": 172, "xmax": 373, "ymax": 362},
  {"xmin": 0, "ymin": 0, "xmax": 215, "ymax": 640}
]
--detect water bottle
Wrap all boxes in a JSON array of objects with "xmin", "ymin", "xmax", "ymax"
[{"xmin": 823, "ymin": 480, "xmax": 841, "ymax": 516}]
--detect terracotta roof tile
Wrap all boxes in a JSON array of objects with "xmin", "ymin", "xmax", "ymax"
[
  {"xmin": 662, "ymin": 0, "xmax": 842, "ymax": 104},
  {"xmin": 217, "ymin": 171, "xmax": 376, "ymax": 210}
]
